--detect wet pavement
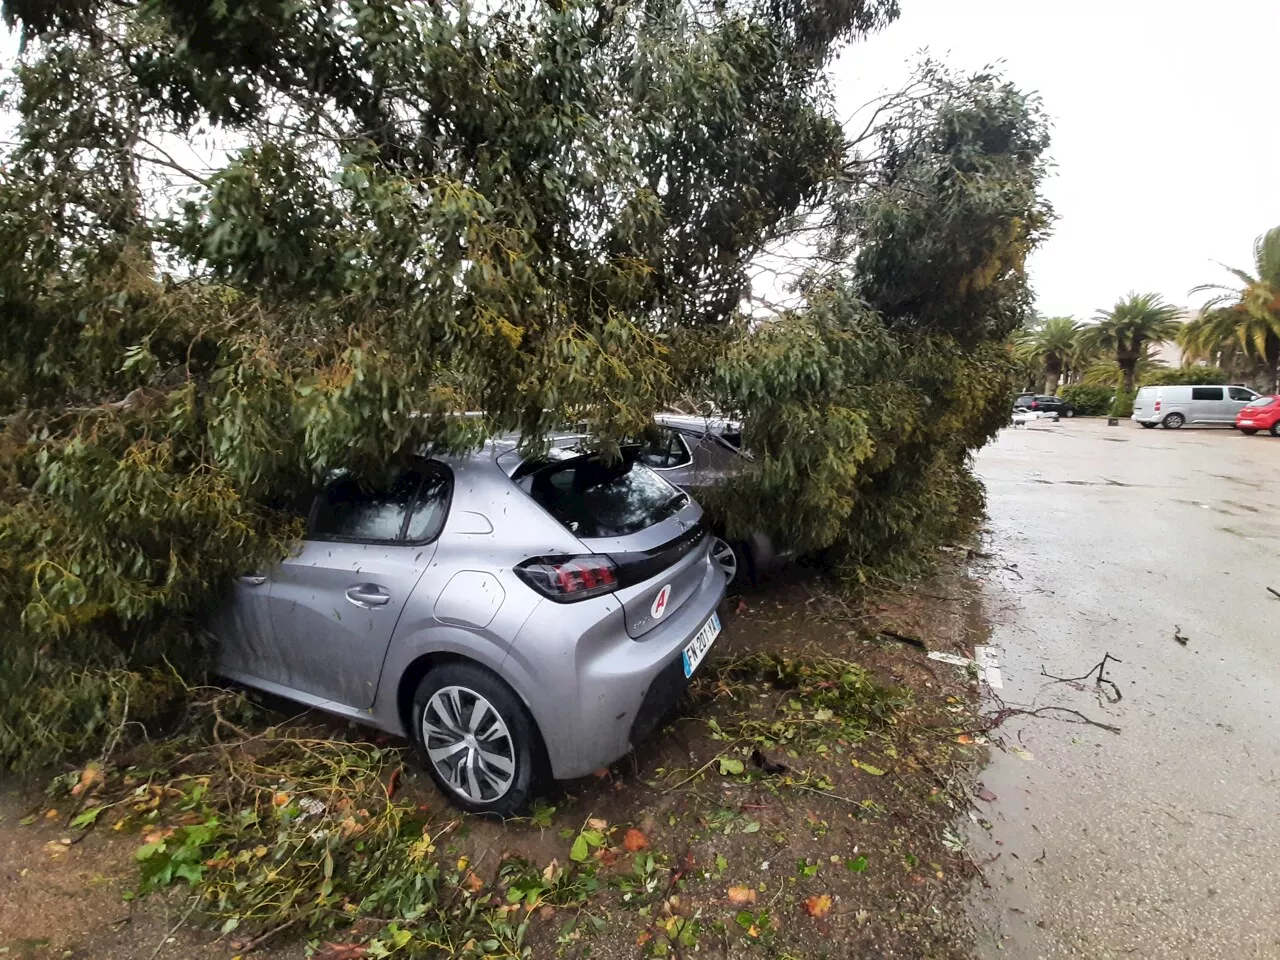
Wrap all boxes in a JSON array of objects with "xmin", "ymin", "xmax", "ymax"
[{"xmin": 965, "ymin": 419, "xmax": 1280, "ymax": 959}]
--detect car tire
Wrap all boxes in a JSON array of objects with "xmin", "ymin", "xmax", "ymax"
[
  {"xmin": 1162, "ymin": 413, "xmax": 1185, "ymax": 429},
  {"xmin": 1064, "ymin": 408, "xmax": 1075, "ymax": 418},
  {"xmin": 1271, "ymin": 422, "xmax": 1280, "ymax": 438},
  {"xmin": 1240, "ymin": 428, "xmax": 1259, "ymax": 436},
  {"xmin": 410, "ymin": 662, "xmax": 543, "ymax": 817},
  {"xmin": 1140, "ymin": 422, "xmax": 1157, "ymax": 429}
]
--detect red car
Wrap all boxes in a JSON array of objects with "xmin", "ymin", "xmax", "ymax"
[{"xmin": 1235, "ymin": 395, "xmax": 1280, "ymax": 436}]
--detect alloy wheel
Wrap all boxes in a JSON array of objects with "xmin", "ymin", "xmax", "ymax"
[
  {"xmin": 422, "ymin": 685, "xmax": 516, "ymax": 803},
  {"xmin": 1163, "ymin": 413, "xmax": 1185, "ymax": 429},
  {"xmin": 711, "ymin": 537, "xmax": 738, "ymax": 583}
]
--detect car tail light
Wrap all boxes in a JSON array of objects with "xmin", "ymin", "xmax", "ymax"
[
  {"xmin": 515, "ymin": 555, "xmax": 619, "ymax": 603},
  {"xmin": 1154, "ymin": 400, "xmax": 1161, "ymax": 412}
]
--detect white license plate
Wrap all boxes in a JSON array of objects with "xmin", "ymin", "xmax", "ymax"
[
  {"xmin": 1240, "ymin": 420, "xmax": 1254, "ymax": 426},
  {"xmin": 682, "ymin": 612, "xmax": 721, "ymax": 678}
]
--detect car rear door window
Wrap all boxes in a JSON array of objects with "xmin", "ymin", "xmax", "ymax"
[
  {"xmin": 310, "ymin": 466, "xmax": 449, "ymax": 543},
  {"xmin": 1191, "ymin": 387, "xmax": 1223, "ymax": 401},
  {"xmin": 522, "ymin": 456, "xmax": 686, "ymax": 538},
  {"xmin": 1229, "ymin": 387, "xmax": 1255, "ymax": 402},
  {"xmin": 405, "ymin": 468, "xmax": 452, "ymax": 542}
]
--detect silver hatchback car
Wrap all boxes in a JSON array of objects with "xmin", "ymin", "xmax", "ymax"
[{"xmin": 212, "ymin": 441, "xmax": 728, "ymax": 815}]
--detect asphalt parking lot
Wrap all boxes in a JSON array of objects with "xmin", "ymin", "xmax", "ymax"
[{"xmin": 966, "ymin": 418, "xmax": 1280, "ymax": 959}]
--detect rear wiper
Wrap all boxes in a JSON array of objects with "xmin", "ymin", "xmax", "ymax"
[{"xmin": 663, "ymin": 491, "xmax": 690, "ymax": 514}]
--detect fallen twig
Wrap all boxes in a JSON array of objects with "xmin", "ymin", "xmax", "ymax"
[
  {"xmin": 1268, "ymin": 586, "xmax": 1280, "ymax": 600},
  {"xmin": 1041, "ymin": 652, "xmax": 1123, "ymax": 703},
  {"xmin": 790, "ymin": 783, "xmax": 862, "ymax": 806},
  {"xmin": 980, "ymin": 704, "xmax": 1121, "ymax": 735},
  {"xmin": 147, "ymin": 896, "xmax": 200, "ymax": 960},
  {"xmin": 1173, "ymin": 625, "xmax": 1189, "ymax": 646},
  {"xmin": 232, "ymin": 917, "xmax": 300, "ymax": 955},
  {"xmin": 661, "ymin": 755, "xmax": 724, "ymax": 794},
  {"xmin": 98, "ymin": 685, "xmax": 131, "ymax": 768}
]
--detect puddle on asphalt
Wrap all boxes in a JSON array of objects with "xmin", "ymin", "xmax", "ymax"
[{"xmin": 954, "ymin": 554, "xmax": 1113, "ymax": 958}]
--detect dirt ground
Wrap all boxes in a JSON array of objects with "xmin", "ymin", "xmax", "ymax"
[{"xmin": 1, "ymin": 567, "xmax": 994, "ymax": 960}]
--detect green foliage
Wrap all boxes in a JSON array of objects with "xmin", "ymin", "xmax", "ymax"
[
  {"xmin": 1139, "ymin": 366, "xmax": 1228, "ymax": 387},
  {"xmin": 0, "ymin": 0, "xmax": 901, "ymax": 765},
  {"xmin": 1058, "ymin": 384, "xmax": 1115, "ymax": 416},
  {"xmin": 76, "ymin": 706, "xmax": 602, "ymax": 956},
  {"xmin": 1016, "ymin": 316, "xmax": 1080, "ymax": 391},
  {"xmin": 137, "ymin": 817, "xmax": 220, "ymax": 890},
  {"xmin": 0, "ymin": 3, "xmax": 1049, "ymax": 768},
  {"xmin": 704, "ymin": 65, "xmax": 1050, "ymax": 579},
  {"xmin": 700, "ymin": 653, "xmax": 909, "ymax": 752},
  {"xmin": 0, "ymin": 651, "xmax": 181, "ymax": 770},
  {"xmin": 1109, "ymin": 390, "xmax": 1136, "ymax": 419},
  {"xmin": 1185, "ymin": 225, "xmax": 1280, "ymax": 392},
  {"xmin": 1081, "ymin": 293, "xmax": 1183, "ymax": 392}
]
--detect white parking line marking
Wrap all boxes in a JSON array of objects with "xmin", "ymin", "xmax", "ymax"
[{"xmin": 973, "ymin": 645, "xmax": 1004, "ymax": 689}]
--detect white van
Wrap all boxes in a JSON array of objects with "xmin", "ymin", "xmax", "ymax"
[{"xmin": 1132, "ymin": 384, "xmax": 1260, "ymax": 429}]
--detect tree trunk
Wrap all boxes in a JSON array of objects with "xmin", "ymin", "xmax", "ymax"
[
  {"xmin": 1267, "ymin": 331, "xmax": 1280, "ymax": 395},
  {"xmin": 1119, "ymin": 360, "xmax": 1137, "ymax": 394},
  {"xmin": 1044, "ymin": 357, "xmax": 1063, "ymax": 395}
]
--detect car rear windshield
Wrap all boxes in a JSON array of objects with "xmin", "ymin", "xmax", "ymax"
[
  {"xmin": 521, "ymin": 455, "xmax": 687, "ymax": 538},
  {"xmin": 1245, "ymin": 396, "xmax": 1277, "ymax": 408}
]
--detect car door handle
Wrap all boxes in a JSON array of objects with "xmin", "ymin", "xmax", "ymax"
[
  {"xmin": 346, "ymin": 584, "xmax": 391, "ymax": 608},
  {"xmin": 240, "ymin": 575, "xmax": 267, "ymax": 586}
]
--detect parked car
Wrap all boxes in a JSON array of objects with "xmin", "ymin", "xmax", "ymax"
[
  {"xmin": 1013, "ymin": 394, "xmax": 1075, "ymax": 418},
  {"xmin": 644, "ymin": 414, "xmax": 792, "ymax": 584},
  {"xmin": 1010, "ymin": 409, "xmax": 1056, "ymax": 426},
  {"xmin": 212, "ymin": 442, "xmax": 728, "ymax": 815},
  {"xmin": 1234, "ymin": 395, "xmax": 1280, "ymax": 436},
  {"xmin": 1132, "ymin": 384, "xmax": 1260, "ymax": 429}
]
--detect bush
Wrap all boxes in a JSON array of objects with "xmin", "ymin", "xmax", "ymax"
[
  {"xmin": 1109, "ymin": 389, "xmax": 1135, "ymax": 418},
  {"xmin": 1058, "ymin": 384, "xmax": 1114, "ymax": 416},
  {"xmin": 1140, "ymin": 366, "xmax": 1228, "ymax": 386}
]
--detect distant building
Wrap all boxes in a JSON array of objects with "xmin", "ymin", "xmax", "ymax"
[{"xmin": 1148, "ymin": 339, "xmax": 1183, "ymax": 367}]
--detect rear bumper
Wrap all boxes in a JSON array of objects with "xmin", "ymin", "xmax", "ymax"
[{"xmin": 504, "ymin": 555, "xmax": 727, "ymax": 779}]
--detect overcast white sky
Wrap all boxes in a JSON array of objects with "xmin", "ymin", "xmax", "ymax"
[{"xmin": 831, "ymin": 0, "xmax": 1280, "ymax": 321}]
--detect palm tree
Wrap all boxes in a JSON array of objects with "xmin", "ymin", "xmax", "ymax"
[
  {"xmin": 1178, "ymin": 313, "xmax": 1254, "ymax": 380},
  {"xmin": 1016, "ymin": 316, "xmax": 1080, "ymax": 394},
  {"xmin": 1080, "ymin": 351, "xmax": 1165, "ymax": 387},
  {"xmin": 1065, "ymin": 331, "xmax": 1103, "ymax": 385},
  {"xmin": 1080, "ymin": 293, "xmax": 1183, "ymax": 393},
  {"xmin": 1187, "ymin": 225, "xmax": 1280, "ymax": 393}
]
